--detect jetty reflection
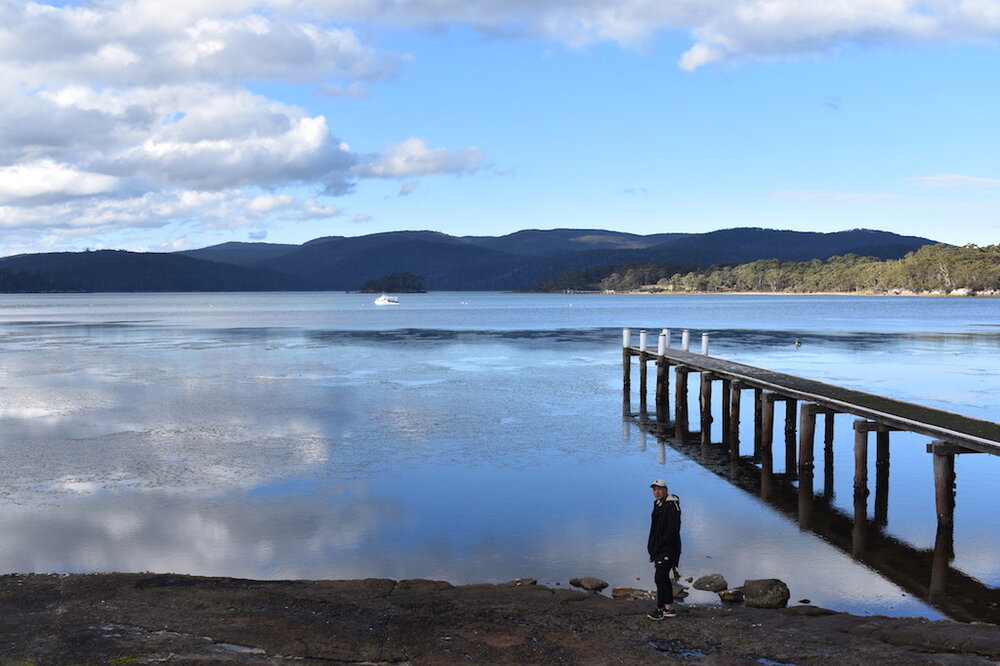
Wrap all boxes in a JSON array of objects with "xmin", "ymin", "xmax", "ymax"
[
  {"xmin": 629, "ymin": 410, "xmax": 999, "ymax": 624},
  {"xmin": 623, "ymin": 327, "xmax": 1000, "ymax": 625}
]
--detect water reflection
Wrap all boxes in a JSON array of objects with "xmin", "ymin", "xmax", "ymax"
[{"xmin": 629, "ymin": 409, "xmax": 1000, "ymax": 624}]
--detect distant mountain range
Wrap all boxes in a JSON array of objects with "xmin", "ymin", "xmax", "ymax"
[{"xmin": 0, "ymin": 227, "xmax": 939, "ymax": 292}]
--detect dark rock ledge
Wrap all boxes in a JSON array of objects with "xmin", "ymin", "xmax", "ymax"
[{"xmin": 1, "ymin": 573, "xmax": 997, "ymax": 665}]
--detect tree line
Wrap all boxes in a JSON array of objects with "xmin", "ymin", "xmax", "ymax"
[{"xmin": 538, "ymin": 244, "xmax": 999, "ymax": 294}]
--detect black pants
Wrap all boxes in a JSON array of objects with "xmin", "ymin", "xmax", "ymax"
[{"xmin": 653, "ymin": 556, "xmax": 674, "ymax": 608}]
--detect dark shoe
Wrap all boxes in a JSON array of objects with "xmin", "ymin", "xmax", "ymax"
[
  {"xmin": 663, "ymin": 608, "xmax": 677, "ymax": 618},
  {"xmin": 647, "ymin": 608, "xmax": 665, "ymax": 621}
]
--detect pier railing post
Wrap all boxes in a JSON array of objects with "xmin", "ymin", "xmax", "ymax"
[
  {"xmin": 701, "ymin": 333, "xmax": 709, "ymax": 355},
  {"xmin": 681, "ymin": 329, "xmax": 690, "ymax": 351}
]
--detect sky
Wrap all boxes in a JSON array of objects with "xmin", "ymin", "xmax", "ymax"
[{"xmin": 1, "ymin": 0, "xmax": 999, "ymax": 257}]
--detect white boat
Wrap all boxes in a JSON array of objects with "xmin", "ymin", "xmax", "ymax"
[{"xmin": 373, "ymin": 293, "xmax": 399, "ymax": 306}]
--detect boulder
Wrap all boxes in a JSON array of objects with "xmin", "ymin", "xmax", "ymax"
[
  {"xmin": 692, "ymin": 574, "xmax": 728, "ymax": 592},
  {"xmin": 569, "ymin": 577, "xmax": 608, "ymax": 593},
  {"xmin": 672, "ymin": 583, "xmax": 689, "ymax": 600},
  {"xmin": 718, "ymin": 588, "xmax": 744, "ymax": 603},
  {"xmin": 742, "ymin": 579, "xmax": 790, "ymax": 609}
]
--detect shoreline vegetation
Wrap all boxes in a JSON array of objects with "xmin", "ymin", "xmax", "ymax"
[{"xmin": 536, "ymin": 243, "xmax": 1000, "ymax": 296}]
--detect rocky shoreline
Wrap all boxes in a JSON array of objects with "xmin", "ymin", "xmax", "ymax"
[{"xmin": 1, "ymin": 572, "xmax": 998, "ymax": 664}]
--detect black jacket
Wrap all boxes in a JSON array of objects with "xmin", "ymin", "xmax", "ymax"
[{"xmin": 647, "ymin": 494, "xmax": 682, "ymax": 562}]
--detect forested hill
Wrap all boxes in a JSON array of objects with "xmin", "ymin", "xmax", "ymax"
[
  {"xmin": 0, "ymin": 227, "xmax": 939, "ymax": 293},
  {"xmin": 568, "ymin": 244, "xmax": 998, "ymax": 294}
]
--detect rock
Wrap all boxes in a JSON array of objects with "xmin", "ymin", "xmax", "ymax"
[
  {"xmin": 672, "ymin": 583, "xmax": 689, "ymax": 600},
  {"xmin": 503, "ymin": 578, "xmax": 537, "ymax": 587},
  {"xmin": 693, "ymin": 574, "xmax": 728, "ymax": 592},
  {"xmin": 569, "ymin": 577, "xmax": 608, "ymax": 593},
  {"xmin": 742, "ymin": 579, "xmax": 790, "ymax": 609},
  {"xmin": 718, "ymin": 588, "xmax": 744, "ymax": 603},
  {"xmin": 611, "ymin": 588, "xmax": 655, "ymax": 600}
]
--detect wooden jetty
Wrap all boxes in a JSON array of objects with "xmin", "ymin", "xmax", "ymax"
[{"xmin": 621, "ymin": 327, "xmax": 1000, "ymax": 623}]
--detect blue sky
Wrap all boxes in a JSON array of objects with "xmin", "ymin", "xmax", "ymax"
[{"xmin": 1, "ymin": 1, "xmax": 999, "ymax": 256}]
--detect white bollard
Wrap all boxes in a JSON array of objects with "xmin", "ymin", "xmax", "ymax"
[
  {"xmin": 622, "ymin": 328, "xmax": 631, "ymax": 348},
  {"xmin": 639, "ymin": 330, "xmax": 648, "ymax": 352},
  {"xmin": 681, "ymin": 329, "xmax": 690, "ymax": 351},
  {"xmin": 663, "ymin": 328, "xmax": 671, "ymax": 348},
  {"xmin": 702, "ymin": 333, "xmax": 710, "ymax": 355},
  {"xmin": 657, "ymin": 331, "xmax": 666, "ymax": 356}
]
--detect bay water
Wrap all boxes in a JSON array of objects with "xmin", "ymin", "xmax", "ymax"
[{"xmin": 0, "ymin": 292, "xmax": 996, "ymax": 620}]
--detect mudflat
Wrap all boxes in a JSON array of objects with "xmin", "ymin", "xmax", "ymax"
[{"xmin": 1, "ymin": 573, "xmax": 998, "ymax": 665}]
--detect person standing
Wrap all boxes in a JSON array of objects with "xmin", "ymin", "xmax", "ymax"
[{"xmin": 646, "ymin": 479, "xmax": 681, "ymax": 620}]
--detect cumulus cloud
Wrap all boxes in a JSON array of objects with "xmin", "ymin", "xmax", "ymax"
[{"xmin": 355, "ymin": 138, "xmax": 486, "ymax": 178}]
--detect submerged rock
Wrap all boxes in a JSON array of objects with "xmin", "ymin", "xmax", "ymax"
[
  {"xmin": 718, "ymin": 588, "xmax": 744, "ymax": 603},
  {"xmin": 569, "ymin": 577, "xmax": 608, "ymax": 593},
  {"xmin": 693, "ymin": 574, "xmax": 728, "ymax": 592},
  {"xmin": 742, "ymin": 579, "xmax": 790, "ymax": 609}
]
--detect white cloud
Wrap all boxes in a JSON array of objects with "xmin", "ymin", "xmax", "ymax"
[
  {"xmin": 0, "ymin": 160, "xmax": 119, "ymax": 205},
  {"xmin": 914, "ymin": 173, "xmax": 1000, "ymax": 189},
  {"xmin": 355, "ymin": 138, "xmax": 486, "ymax": 178}
]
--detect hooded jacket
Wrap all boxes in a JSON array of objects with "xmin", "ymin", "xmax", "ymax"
[{"xmin": 647, "ymin": 493, "xmax": 682, "ymax": 562}]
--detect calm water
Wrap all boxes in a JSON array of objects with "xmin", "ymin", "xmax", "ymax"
[{"xmin": 0, "ymin": 292, "xmax": 997, "ymax": 620}]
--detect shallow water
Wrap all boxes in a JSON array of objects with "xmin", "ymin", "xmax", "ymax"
[{"xmin": 0, "ymin": 292, "xmax": 997, "ymax": 620}]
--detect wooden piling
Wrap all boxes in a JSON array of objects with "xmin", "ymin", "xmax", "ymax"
[
  {"xmin": 875, "ymin": 430, "xmax": 891, "ymax": 526},
  {"xmin": 760, "ymin": 392, "xmax": 775, "ymax": 499},
  {"xmin": 700, "ymin": 373, "xmax": 713, "ymax": 447},
  {"xmin": 655, "ymin": 358, "xmax": 669, "ymax": 422},
  {"xmin": 721, "ymin": 379, "xmax": 732, "ymax": 447},
  {"xmin": 797, "ymin": 404, "xmax": 818, "ymax": 529},
  {"xmin": 638, "ymin": 352, "xmax": 648, "ymax": 414},
  {"xmin": 728, "ymin": 382, "xmax": 742, "ymax": 459},
  {"xmin": 852, "ymin": 421, "xmax": 871, "ymax": 556},
  {"xmin": 823, "ymin": 412, "xmax": 836, "ymax": 500},
  {"xmin": 674, "ymin": 366, "xmax": 689, "ymax": 441},
  {"xmin": 753, "ymin": 388, "xmax": 763, "ymax": 460},
  {"xmin": 784, "ymin": 398, "xmax": 798, "ymax": 478}
]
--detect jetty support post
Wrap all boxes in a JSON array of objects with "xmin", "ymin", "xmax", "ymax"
[
  {"xmin": 701, "ymin": 333, "xmax": 709, "ymax": 355},
  {"xmin": 797, "ymin": 403, "xmax": 819, "ymax": 528},
  {"xmin": 760, "ymin": 392, "xmax": 776, "ymax": 499},
  {"xmin": 928, "ymin": 440, "xmax": 959, "ymax": 596},
  {"xmin": 728, "ymin": 381, "xmax": 743, "ymax": 459},
  {"xmin": 784, "ymin": 398, "xmax": 798, "ymax": 479},
  {"xmin": 621, "ymin": 328, "xmax": 631, "ymax": 413},
  {"xmin": 699, "ymin": 372, "xmax": 714, "ymax": 447},
  {"xmin": 655, "ymin": 329, "xmax": 670, "ymax": 422},
  {"xmin": 753, "ymin": 388, "xmax": 763, "ymax": 461},
  {"xmin": 874, "ymin": 429, "xmax": 894, "ymax": 527},
  {"xmin": 674, "ymin": 366, "xmax": 690, "ymax": 441},
  {"xmin": 823, "ymin": 412, "xmax": 836, "ymax": 501},
  {"xmin": 720, "ymin": 379, "xmax": 732, "ymax": 448},
  {"xmin": 852, "ymin": 420, "xmax": 874, "ymax": 556},
  {"xmin": 681, "ymin": 329, "xmax": 690, "ymax": 351},
  {"xmin": 638, "ymin": 330, "xmax": 649, "ymax": 415}
]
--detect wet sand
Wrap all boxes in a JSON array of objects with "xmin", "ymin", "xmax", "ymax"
[{"xmin": 1, "ymin": 573, "xmax": 998, "ymax": 664}]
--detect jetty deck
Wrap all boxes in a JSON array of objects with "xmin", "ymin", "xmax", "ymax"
[{"xmin": 632, "ymin": 345, "xmax": 1000, "ymax": 454}]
